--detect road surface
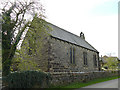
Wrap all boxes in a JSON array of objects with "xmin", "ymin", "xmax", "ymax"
[
  {"xmin": 0, "ymin": 77, "xmax": 2, "ymax": 90},
  {"xmin": 83, "ymin": 79, "xmax": 118, "ymax": 88},
  {"xmin": 0, "ymin": 72, "xmax": 2, "ymax": 90}
]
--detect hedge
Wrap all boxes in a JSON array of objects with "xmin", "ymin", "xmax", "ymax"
[{"xmin": 3, "ymin": 71, "xmax": 51, "ymax": 88}]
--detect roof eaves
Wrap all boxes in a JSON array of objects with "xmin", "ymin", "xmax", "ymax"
[{"xmin": 50, "ymin": 35, "xmax": 99, "ymax": 53}]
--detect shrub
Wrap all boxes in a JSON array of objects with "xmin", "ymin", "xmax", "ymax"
[{"xmin": 3, "ymin": 70, "xmax": 51, "ymax": 88}]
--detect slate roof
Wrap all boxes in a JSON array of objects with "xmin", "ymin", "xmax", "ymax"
[{"xmin": 48, "ymin": 23, "xmax": 99, "ymax": 52}]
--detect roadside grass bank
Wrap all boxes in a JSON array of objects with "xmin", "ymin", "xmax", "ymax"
[{"xmin": 50, "ymin": 76, "xmax": 119, "ymax": 88}]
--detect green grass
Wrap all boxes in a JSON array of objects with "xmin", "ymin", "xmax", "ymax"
[{"xmin": 51, "ymin": 76, "xmax": 119, "ymax": 88}]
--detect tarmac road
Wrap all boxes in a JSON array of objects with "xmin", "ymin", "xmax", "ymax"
[
  {"xmin": 82, "ymin": 79, "xmax": 119, "ymax": 88},
  {"xmin": 0, "ymin": 77, "xmax": 2, "ymax": 90}
]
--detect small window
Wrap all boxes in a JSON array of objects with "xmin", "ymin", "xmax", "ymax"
[
  {"xmin": 70, "ymin": 47, "xmax": 75, "ymax": 64},
  {"xmin": 83, "ymin": 52, "xmax": 87, "ymax": 66},
  {"xmin": 28, "ymin": 40, "xmax": 32, "ymax": 55},
  {"xmin": 28, "ymin": 48, "xmax": 32, "ymax": 55},
  {"xmin": 70, "ymin": 47, "xmax": 72, "ymax": 63},
  {"xmin": 73, "ymin": 48, "xmax": 75, "ymax": 64},
  {"xmin": 93, "ymin": 55, "xmax": 97, "ymax": 67}
]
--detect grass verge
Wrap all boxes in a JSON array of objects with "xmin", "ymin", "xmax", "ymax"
[{"xmin": 51, "ymin": 76, "xmax": 119, "ymax": 89}]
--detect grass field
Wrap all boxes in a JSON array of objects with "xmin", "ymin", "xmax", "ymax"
[{"xmin": 51, "ymin": 76, "xmax": 119, "ymax": 88}]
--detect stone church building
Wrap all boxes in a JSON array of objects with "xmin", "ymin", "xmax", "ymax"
[
  {"xmin": 19, "ymin": 22, "xmax": 100, "ymax": 73},
  {"xmin": 47, "ymin": 23, "xmax": 100, "ymax": 73}
]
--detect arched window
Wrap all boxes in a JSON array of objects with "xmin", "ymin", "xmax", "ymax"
[
  {"xmin": 83, "ymin": 52, "xmax": 87, "ymax": 66},
  {"xmin": 70, "ymin": 47, "xmax": 75, "ymax": 64},
  {"xmin": 93, "ymin": 55, "xmax": 97, "ymax": 67}
]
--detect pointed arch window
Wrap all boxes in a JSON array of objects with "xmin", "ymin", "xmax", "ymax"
[
  {"xmin": 70, "ymin": 47, "xmax": 75, "ymax": 64},
  {"xmin": 83, "ymin": 52, "xmax": 87, "ymax": 66}
]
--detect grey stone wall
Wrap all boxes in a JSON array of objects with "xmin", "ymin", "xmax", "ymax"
[
  {"xmin": 16, "ymin": 34, "xmax": 50, "ymax": 72},
  {"xmin": 48, "ymin": 37, "xmax": 99, "ymax": 73},
  {"xmin": 19, "ymin": 34, "xmax": 100, "ymax": 73},
  {"xmin": 50, "ymin": 71, "xmax": 118, "ymax": 86}
]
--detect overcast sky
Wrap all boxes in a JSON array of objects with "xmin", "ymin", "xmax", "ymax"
[
  {"xmin": 41, "ymin": 0, "xmax": 118, "ymax": 57},
  {"xmin": 0, "ymin": 0, "xmax": 118, "ymax": 57}
]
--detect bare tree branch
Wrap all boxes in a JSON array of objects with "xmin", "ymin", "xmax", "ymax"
[{"xmin": 1, "ymin": 0, "xmax": 45, "ymax": 76}]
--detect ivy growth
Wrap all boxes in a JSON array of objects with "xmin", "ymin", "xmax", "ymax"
[{"xmin": 10, "ymin": 15, "xmax": 51, "ymax": 71}]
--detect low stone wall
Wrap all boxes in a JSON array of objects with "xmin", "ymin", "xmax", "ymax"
[{"xmin": 49, "ymin": 71, "xmax": 118, "ymax": 86}]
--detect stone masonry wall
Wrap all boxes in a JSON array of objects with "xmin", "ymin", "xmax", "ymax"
[
  {"xmin": 50, "ymin": 71, "xmax": 118, "ymax": 86},
  {"xmin": 18, "ymin": 34, "xmax": 50, "ymax": 72},
  {"xmin": 48, "ymin": 37, "xmax": 99, "ymax": 73}
]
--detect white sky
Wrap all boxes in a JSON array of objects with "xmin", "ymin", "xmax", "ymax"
[
  {"xmin": 0, "ymin": 0, "xmax": 118, "ymax": 57},
  {"xmin": 41, "ymin": 0, "xmax": 118, "ymax": 57}
]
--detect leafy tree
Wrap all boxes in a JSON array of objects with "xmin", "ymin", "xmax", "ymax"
[
  {"xmin": 0, "ymin": 47, "xmax": 1, "ymax": 72},
  {"xmin": 1, "ymin": 0, "xmax": 45, "ymax": 76},
  {"xmin": 103, "ymin": 57, "xmax": 118, "ymax": 70},
  {"xmin": 10, "ymin": 15, "xmax": 51, "ymax": 71}
]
